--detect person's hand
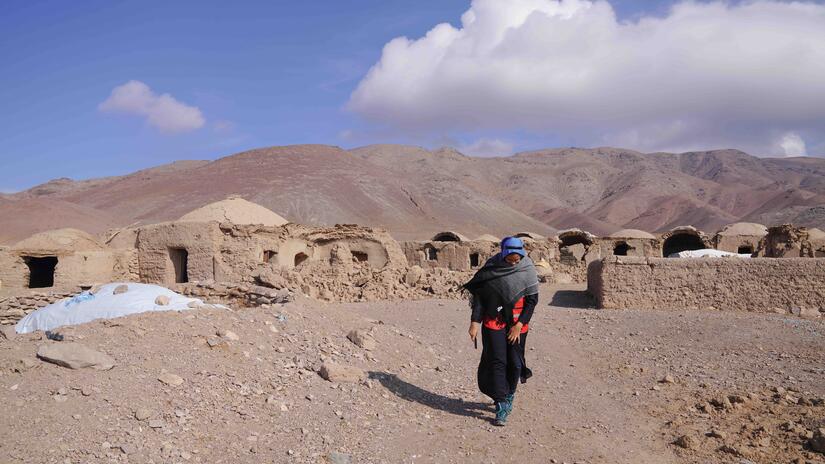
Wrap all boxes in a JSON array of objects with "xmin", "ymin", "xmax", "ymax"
[
  {"xmin": 468, "ymin": 322, "xmax": 480, "ymax": 342},
  {"xmin": 507, "ymin": 323, "xmax": 523, "ymax": 344}
]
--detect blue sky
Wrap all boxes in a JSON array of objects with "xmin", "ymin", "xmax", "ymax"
[{"xmin": 1, "ymin": 0, "xmax": 823, "ymax": 192}]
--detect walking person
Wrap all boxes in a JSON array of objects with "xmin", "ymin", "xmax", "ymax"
[{"xmin": 464, "ymin": 236, "xmax": 539, "ymax": 426}]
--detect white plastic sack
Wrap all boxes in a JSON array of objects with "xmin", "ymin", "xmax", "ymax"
[
  {"xmin": 668, "ymin": 249, "xmax": 753, "ymax": 258},
  {"xmin": 15, "ymin": 283, "xmax": 222, "ymax": 334}
]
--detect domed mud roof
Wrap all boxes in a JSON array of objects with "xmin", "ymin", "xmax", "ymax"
[{"xmin": 179, "ymin": 196, "xmax": 288, "ymax": 226}]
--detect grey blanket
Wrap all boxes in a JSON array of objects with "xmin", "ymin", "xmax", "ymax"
[{"xmin": 463, "ymin": 253, "xmax": 539, "ymax": 322}]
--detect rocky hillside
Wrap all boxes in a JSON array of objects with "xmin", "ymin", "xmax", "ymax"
[{"xmin": 1, "ymin": 144, "xmax": 824, "ymax": 243}]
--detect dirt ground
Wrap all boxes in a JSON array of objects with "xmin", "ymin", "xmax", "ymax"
[{"xmin": 1, "ymin": 284, "xmax": 823, "ymax": 464}]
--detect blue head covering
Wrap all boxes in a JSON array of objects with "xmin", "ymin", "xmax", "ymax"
[{"xmin": 500, "ymin": 236, "xmax": 526, "ymax": 258}]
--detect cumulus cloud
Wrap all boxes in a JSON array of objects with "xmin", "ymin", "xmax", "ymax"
[
  {"xmin": 777, "ymin": 132, "xmax": 807, "ymax": 157},
  {"xmin": 349, "ymin": 0, "xmax": 825, "ymax": 156},
  {"xmin": 459, "ymin": 138, "xmax": 514, "ymax": 157},
  {"xmin": 99, "ymin": 80, "xmax": 205, "ymax": 134}
]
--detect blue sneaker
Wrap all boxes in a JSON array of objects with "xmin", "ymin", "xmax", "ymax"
[
  {"xmin": 505, "ymin": 392, "xmax": 515, "ymax": 407},
  {"xmin": 494, "ymin": 401, "xmax": 511, "ymax": 426}
]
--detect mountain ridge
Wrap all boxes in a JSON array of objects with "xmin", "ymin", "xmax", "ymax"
[{"xmin": 1, "ymin": 144, "xmax": 824, "ymax": 244}]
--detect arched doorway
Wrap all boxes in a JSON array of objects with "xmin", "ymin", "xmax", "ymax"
[{"xmin": 663, "ymin": 233, "xmax": 706, "ymax": 257}]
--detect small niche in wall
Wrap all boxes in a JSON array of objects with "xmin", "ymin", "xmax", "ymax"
[
  {"xmin": 425, "ymin": 245, "xmax": 438, "ymax": 261},
  {"xmin": 470, "ymin": 253, "xmax": 480, "ymax": 268},
  {"xmin": 264, "ymin": 250, "xmax": 278, "ymax": 264},
  {"xmin": 352, "ymin": 251, "xmax": 369, "ymax": 262},
  {"xmin": 294, "ymin": 252, "xmax": 309, "ymax": 267}
]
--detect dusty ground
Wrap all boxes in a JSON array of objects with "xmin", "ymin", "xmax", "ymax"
[{"xmin": 1, "ymin": 284, "xmax": 823, "ymax": 464}]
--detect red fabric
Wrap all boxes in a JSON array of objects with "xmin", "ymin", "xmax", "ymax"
[{"xmin": 482, "ymin": 297, "xmax": 528, "ymax": 333}]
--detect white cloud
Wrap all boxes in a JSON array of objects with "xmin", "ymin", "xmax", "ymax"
[
  {"xmin": 458, "ymin": 138, "xmax": 514, "ymax": 157},
  {"xmin": 349, "ymin": 0, "xmax": 825, "ymax": 155},
  {"xmin": 99, "ymin": 80, "xmax": 205, "ymax": 134},
  {"xmin": 777, "ymin": 132, "xmax": 807, "ymax": 157}
]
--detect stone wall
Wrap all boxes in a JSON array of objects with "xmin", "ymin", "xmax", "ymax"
[
  {"xmin": 588, "ymin": 256, "xmax": 825, "ymax": 315},
  {"xmin": 0, "ymin": 289, "xmax": 82, "ymax": 325}
]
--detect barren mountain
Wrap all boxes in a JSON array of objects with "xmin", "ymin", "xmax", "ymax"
[{"xmin": 1, "ymin": 144, "xmax": 824, "ymax": 244}]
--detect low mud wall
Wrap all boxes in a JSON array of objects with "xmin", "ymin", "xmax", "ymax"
[
  {"xmin": 0, "ymin": 290, "xmax": 81, "ymax": 325},
  {"xmin": 588, "ymin": 257, "xmax": 825, "ymax": 315}
]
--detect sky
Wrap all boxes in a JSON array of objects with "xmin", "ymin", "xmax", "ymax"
[{"xmin": 1, "ymin": 0, "xmax": 824, "ymax": 192}]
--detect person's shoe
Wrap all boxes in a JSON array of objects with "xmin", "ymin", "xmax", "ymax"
[
  {"xmin": 505, "ymin": 392, "xmax": 515, "ymax": 408},
  {"xmin": 494, "ymin": 401, "xmax": 511, "ymax": 426}
]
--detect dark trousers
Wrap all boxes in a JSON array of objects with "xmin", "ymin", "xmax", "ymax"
[{"xmin": 478, "ymin": 326, "xmax": 528, "ymax": 403}]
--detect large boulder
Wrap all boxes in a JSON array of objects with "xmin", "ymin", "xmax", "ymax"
[{"xmin": 37, "ymin": 343, "xmax": 116, "ymax": 370}]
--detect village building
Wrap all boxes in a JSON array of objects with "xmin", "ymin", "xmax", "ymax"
[
  {"xmin": 0, "ymin": 228, "xmax": 131, "ymax": 292},
  {"xmin": 402, "ymin": 231, "xmax": 497, "ymax": 271},
  {"xmin": 597, "ymin": 229, "xmax": 660, "ymax": 257},
  {"xmin": 713, "ymin": 222, "xmax": 768, "ymax": 254},
  {"xmin": 660, "ymin": 226, "xmax": 712, "ymax": 257}
]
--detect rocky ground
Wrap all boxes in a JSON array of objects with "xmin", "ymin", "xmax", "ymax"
[{"xmin": 1, "ymin": 284, "xmax": 823, "ymax": 464}]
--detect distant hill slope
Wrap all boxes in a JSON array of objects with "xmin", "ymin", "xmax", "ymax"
[{"xmin": 1, "ymin": 144, "xmax": 824, "ymax": 244}]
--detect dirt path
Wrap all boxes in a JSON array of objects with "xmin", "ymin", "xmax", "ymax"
[
  {"xmin": 343, "ymin": 284, "xmax": 677, "ymax": 463},
  {"xmin": 1, "ymin": 284, "xmax": 822, "ymax": 463}
]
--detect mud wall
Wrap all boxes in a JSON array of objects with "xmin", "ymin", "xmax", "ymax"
[
  {"xmin": 402, "ymin": 241, "xmax": 498, "ymax": 272},
  {"xmin": 595, "ymin": 238, "xmax": 661, "ymax": 258},
  {"xmin": 137, "ymin": 222, "xmax": 223, "ymax": 285},
  {"xmin": 0, "ymin": 290, "xmax": 81, "ymax": 325},
  {"xmin": 588, "ymin": 256, "xmax": 825, "ymax": 314},
  {"xmin": 715, "ymin": 235, "xmax": 763, "ymax": 254}
]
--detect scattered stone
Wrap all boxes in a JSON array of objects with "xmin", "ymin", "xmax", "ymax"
[
  {"xmin": 660, "ymin": 374, "xmax": 675, "ymax": 384},
  {"xmin": 218, "ymin": 329, "xmax": 239, "ymax": 341},
  {"xmin": 158, "ymin": 373, "xmax": 184, "ymax": 386},
  {"xmin": 0, "ymin": 325, "xmax": 16, "ymax": 341},
  {"xmin": 708, "ymin": 429, "xmax": 727, "ymax": 439},
  {"xmin": 347, "ymin": 329, "xmax": 377, "ymax": 351},
  {"xmin": 13, "ymin": 357, "xmax": 37, "ymax": 373},
  {"xmin": 404, "ymin": 266, "xmax": 423, "ymax": 287},
  {"xmin": 154, "ymin": 295, "xmax": 170, "ymax": 306},
  {"xmin": 134, "ymin": 408, "xmax": 152, "ymax": 421},
  {"xmin": 113, "ymin": 284, "xmax": 129, "ymax": 295},
  {"xmin": 673, "ymin": 434, "xmax": 697, "ymax": 449},
  {"xmin": 810, "ymin": 428, "xmax": 825, "ymax": 454},
  {"xmin": 148, "ymin": 419, "xmax": 165, "ymax": 429},
  {"xmin": 206, "ymin": 337, "xmax": 227, "ymax": 348},
  {"xmin": 36, "ymin": 343, "xmax": 115, "ymax": 370},
  {"xmin": 319, "ymin": 362, "xmax": 366, "ymax": 383},
  {"xmin": 328, "ymin": 451, "xmax": 351, "ymax": 464}
]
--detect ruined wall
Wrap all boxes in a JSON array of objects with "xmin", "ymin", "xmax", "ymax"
[
  {"xmin": 213, "ymin": 223, "xmax": 407, "ymax": 286},
  {"xmin": 588, "ymin": 256, "xmax": 825, "ymax": 315},
  {"xmin": 137, "ymin": 222, "xmax": 223, "ymax": 285},
  {"xmin": 0, "ymin": 248, "xmax": 27, "ymax": 292},
  {"xmin": 0, "ymin": 289, "xmax": 82, "ymax": 325},
  {"xmin": 595, "ymin": 238, "xmax": 661, "ymax": 258},
  {"xmin": 757, "ymin": 225, "xmax": 825, "ymax": 258},
  {"xmin": 715, "ymin": 235, "xmax": 763, "ymax": 254},
  {"xmin": 402, "ymin": 240, "xmax": 498, "ymax": 272}
]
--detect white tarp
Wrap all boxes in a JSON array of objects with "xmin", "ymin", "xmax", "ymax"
[
  {"xmin": 668, "ymin": 249, "xmax": 753, "ymax": 258},
  {"xmin": 15, "ymin": 283, "xmax": 222, "ymax": 334}
]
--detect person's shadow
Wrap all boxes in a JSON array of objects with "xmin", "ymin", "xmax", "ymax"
[{"xmin": 368, "ymin": 371, "xmax": 492, "ymax": 421}]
